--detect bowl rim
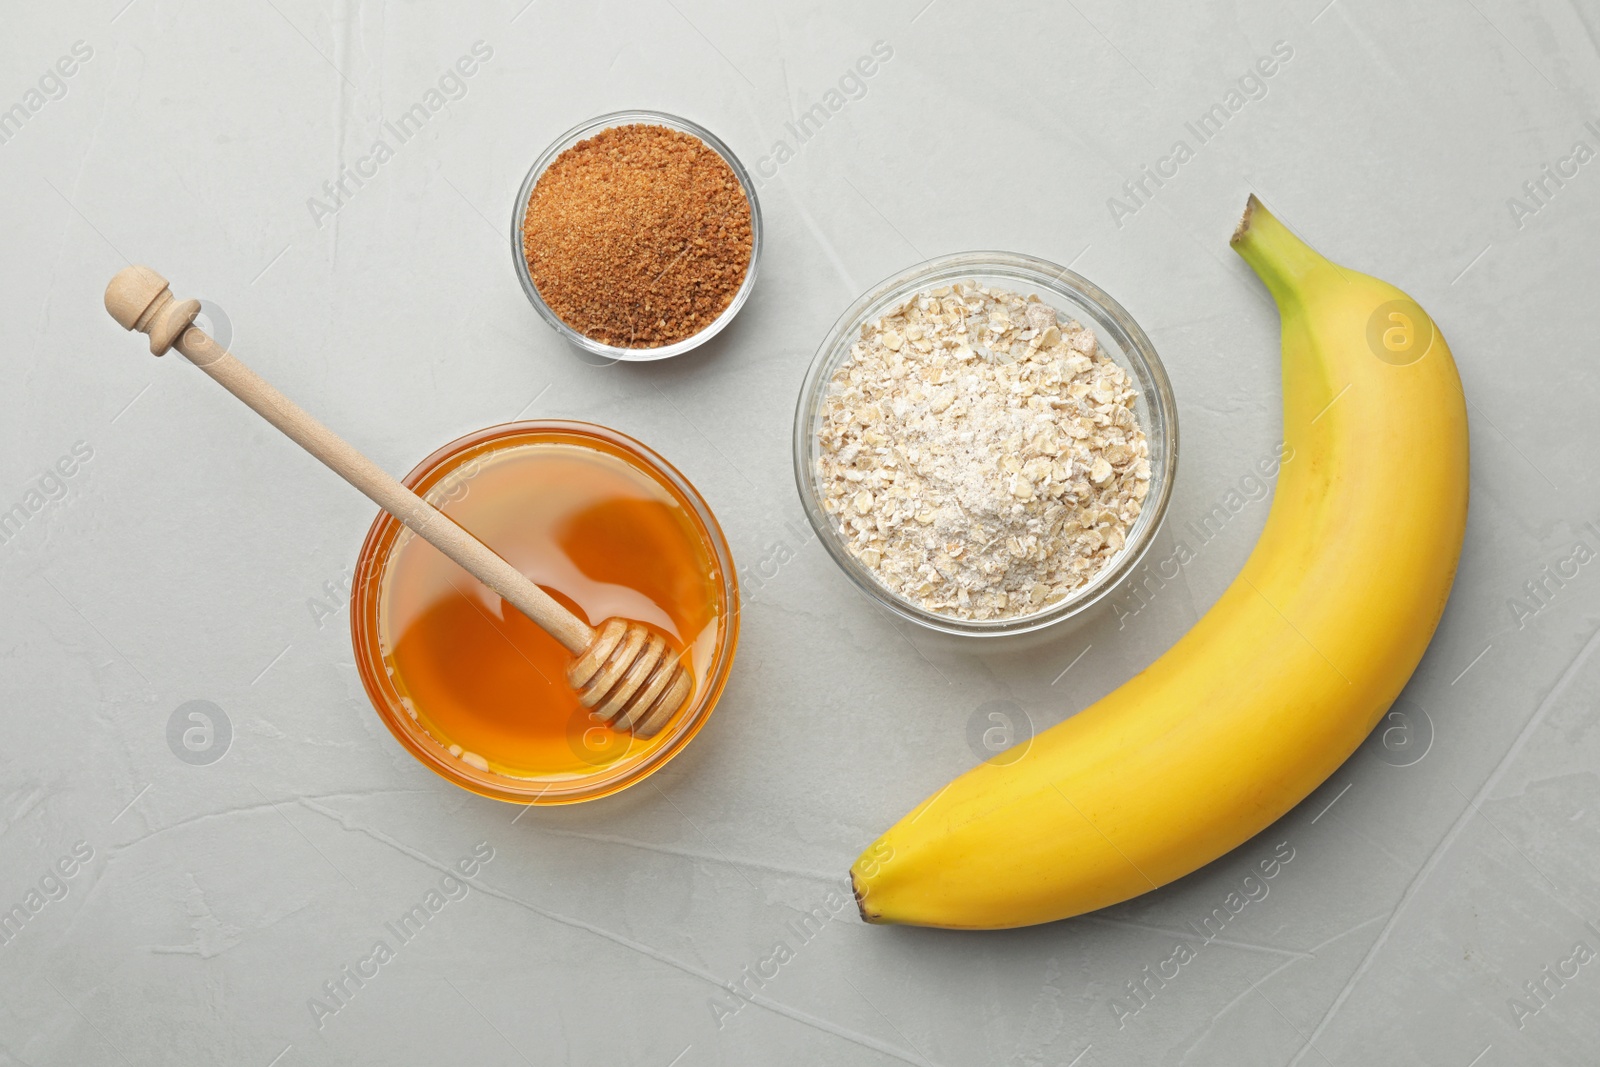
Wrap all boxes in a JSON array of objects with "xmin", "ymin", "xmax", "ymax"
[
  {"xmin": 791, "ymin": 250, "xmax": 1179, "ymax": 638},
  {"xmin": 510, "ymin": 109, "xmax": 764, "ymax": 363},
  {"xmin": 350, "ymin": 419, "xmax": 741, "ymax": 804}
]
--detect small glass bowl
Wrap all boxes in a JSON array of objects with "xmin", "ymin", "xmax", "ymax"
[
  {"xmin": 793, "ymin": 252, "xmax": 1178, "ymax": 638},
  {"xmin": 510, "ymin": 110, "xmax": 764, "ymax": 362},
  {"xmin": 350, "ymin": 421, "xmax": 740, "ymax": 804}
]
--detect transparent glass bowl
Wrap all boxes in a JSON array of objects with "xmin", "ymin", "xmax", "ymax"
[
  {"xmin": 350, "ymin": 421, "xmax": 740, "ymax": 804},
  {"xmin": 510, "ymin": 110, "xmax": 763, "ymax": 362},
  {"xmin": 793, "ymin": 252, "xmax": 1178, "ymax": 638}
]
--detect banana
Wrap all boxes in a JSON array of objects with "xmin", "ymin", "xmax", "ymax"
[{"xmin": 850, "ymin": 197, "xmax": 1470, "ymax": 929}]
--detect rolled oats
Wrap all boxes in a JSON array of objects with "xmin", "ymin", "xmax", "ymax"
[{"xmin": 816, "ymin": 282, "xmax": 1151, "ymax": 620}]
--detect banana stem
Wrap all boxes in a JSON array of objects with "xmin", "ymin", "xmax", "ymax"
[{"xmin": 1230, "ymin": 195, "xmax": 1332, "ymax": 305}]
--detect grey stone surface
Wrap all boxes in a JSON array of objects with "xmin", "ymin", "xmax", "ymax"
[{"xmin": 2, "ymin": 0, "xmax": 1598, "ymax": 1064}]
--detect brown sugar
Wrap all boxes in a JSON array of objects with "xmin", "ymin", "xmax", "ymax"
[{"xmin": 521, "ymin": 124, "xmax": 754, "ymax": 348}]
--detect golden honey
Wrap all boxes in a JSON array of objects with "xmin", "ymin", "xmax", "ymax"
[{"xmin": 351, "ymin": 422, "xmax": 737, "ymax": 803}]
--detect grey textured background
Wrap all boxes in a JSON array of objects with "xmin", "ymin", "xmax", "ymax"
[{"xmin": 3, "ymin": 0, "xmax": 1599, "ymax": 1064}]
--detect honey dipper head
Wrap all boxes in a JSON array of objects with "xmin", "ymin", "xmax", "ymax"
[
  {"xmin": 104, "ymin": 265, "xmax": 200, "ymax": 355},
  {"xmin": 566, "ymin": 619, "xmax": 693, "ymax": 738},
  {"xmin": 104, "ymin": 265, "xmax": 170, "ymax": 330}
]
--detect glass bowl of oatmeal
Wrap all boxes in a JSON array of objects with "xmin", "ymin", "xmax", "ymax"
[{"xmin": 792, "ymin": 251, "xmax": 1177, "ymax": 637}]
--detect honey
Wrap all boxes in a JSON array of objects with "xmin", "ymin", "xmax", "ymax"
[{"xmin": 351, "ymin": 422, "xmax": 737, "ymax": 803}]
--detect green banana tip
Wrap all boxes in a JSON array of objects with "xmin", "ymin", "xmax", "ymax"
[{"xmin": 1228, "ymin": 194, "xmax": 1324, "ymax": 296}]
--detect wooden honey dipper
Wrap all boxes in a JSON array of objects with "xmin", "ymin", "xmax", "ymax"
[{"xmin": 104, "ymin": 266, "xmax": 692, "ymax": 738}]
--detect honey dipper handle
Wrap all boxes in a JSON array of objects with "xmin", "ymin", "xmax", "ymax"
[{"xmin": 104, "ymin": 266, "xmax": 596, "ymax": 656}]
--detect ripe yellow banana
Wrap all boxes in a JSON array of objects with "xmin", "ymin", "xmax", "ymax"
[{"xmin": 850, "ymin": 197, "xmax": 1470, "ymax": 929}]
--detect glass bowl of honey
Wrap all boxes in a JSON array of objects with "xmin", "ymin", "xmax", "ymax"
[{"xmin": 351, "ymin": 421, "xmax": 739, "ymax": 804}]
